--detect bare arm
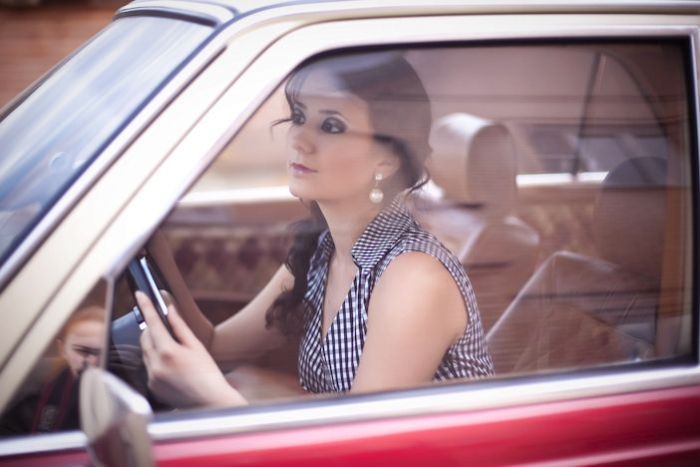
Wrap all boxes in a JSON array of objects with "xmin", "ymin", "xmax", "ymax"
[
  {"xmin": 350, "ymin": 252, "xmax": 467, "ymax": 394},
  {"xmin": 211, "ymin": 265, "xmax": 293, "ymax": 367}
]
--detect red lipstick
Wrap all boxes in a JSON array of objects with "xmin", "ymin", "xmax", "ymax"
[{"xmin": 289, "ymin": 162, "xmax": 317, "ymax": 175}]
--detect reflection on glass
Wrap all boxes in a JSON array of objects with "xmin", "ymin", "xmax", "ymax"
[{"xmin": 0, "ymin": 287, "xmax": 106, "ymax": 436}]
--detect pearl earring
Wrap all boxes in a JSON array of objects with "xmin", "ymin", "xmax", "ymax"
[{"xmin": 369, "ymin": 173, "xmax": 384, "ymax": 204}]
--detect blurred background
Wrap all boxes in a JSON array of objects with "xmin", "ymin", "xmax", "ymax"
[{"xmin": 0, "ymin": 0, "xmax": 127, "ymax": 108}]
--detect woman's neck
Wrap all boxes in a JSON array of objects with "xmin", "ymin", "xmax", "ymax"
[{"xmin": 318, "ymin": 198, "xmax": 384, "ymax": 266}]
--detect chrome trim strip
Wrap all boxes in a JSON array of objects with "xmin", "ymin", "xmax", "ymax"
[
  {"xmin": 231, "ymin": 0, "xmax": 700, "ymax": 17},
  {"xmin": 117, "ymin": 1, "xmax": 235, "ymax": 25},
  {"xmin": 0, "ymin": 431, "xmax": 86, "ymax": 457}
]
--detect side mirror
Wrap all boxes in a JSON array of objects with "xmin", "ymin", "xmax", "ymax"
[{"xmin": 80, "ymin": 367, "xmax": 154, "ymax": 467}]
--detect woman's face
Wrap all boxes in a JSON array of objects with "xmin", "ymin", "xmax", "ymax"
[{"xmin": 286, "ymin": 69, "xmax": 396, "ymax": 205}]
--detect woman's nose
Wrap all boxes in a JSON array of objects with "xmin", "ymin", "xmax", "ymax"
[{"xmin": 290, "ymin": 125, "xmax": 314, "ymax": 154}]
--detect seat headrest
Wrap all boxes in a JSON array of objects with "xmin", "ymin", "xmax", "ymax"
[
  {"xmin": 594, "ymin": 156, "xmax": 668, "ymax": 280},
  {"xmin": 428, "ymin": 113, "xmax": 517, "ymax": 215}
]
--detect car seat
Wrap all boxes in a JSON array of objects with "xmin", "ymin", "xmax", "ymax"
[{"xmin": 417, "ymin": 113, "xmax": 540, "ymax": 331}]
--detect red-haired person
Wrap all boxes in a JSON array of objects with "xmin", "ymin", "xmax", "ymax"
[{"xmin": 0, "ymin": 304, "xmax": 105, "ymax": 434}]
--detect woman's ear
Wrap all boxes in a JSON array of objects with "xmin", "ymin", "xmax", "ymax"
[{"xmin": 375, "ymin": 151, "xmax": 402, "ymax": 179}]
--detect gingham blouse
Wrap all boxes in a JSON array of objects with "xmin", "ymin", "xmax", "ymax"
[{"xmin": 298, "ymin": 197, "xmax": 494, "ymax": 393}]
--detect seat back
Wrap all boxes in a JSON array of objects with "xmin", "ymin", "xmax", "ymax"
[{"xmin": 419, "ymin": 113, "xmax": 539, "ymax": 331}]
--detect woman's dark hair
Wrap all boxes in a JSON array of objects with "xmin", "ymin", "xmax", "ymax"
[{"xmin": 266, "ymin": 50, "xmax": 432, "ymax": 335}]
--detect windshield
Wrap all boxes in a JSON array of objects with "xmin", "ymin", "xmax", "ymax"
[{"xmin": 0, "ymin": 15, "xmax": 212, "ymax": 269}]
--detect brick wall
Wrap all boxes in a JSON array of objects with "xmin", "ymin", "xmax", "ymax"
[{"xmin": 0, "ymin": 1, "xmax": 125, "ymax": 108}]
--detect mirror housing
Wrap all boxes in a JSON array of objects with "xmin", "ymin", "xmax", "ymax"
[{"xmin": 80, "ymin": 367, "xmax": 154, "ymax": 467}]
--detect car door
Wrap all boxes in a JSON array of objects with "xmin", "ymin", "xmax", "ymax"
[{"xmin": 1, "ymin": 2, "xmax": 699, "ymax": 465}]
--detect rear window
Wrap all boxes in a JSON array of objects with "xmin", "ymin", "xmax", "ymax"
[{"xmin": 0, "ymin": 15, "xmax": 212, "ymax": 269}]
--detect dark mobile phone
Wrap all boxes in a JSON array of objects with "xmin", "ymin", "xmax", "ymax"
[{"xmin": 127, "ymin": 255, "xmax": 177, "ymax": 339}]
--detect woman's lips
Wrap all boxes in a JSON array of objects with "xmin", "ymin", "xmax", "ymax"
[{"xmin": 289, "ymin": 162, "xmax": 317, "ymax": 175}]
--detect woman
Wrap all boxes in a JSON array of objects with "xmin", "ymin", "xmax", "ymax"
[{"xmin": 138, "ymin": 51, "xmax": 494, "ymax": 408}]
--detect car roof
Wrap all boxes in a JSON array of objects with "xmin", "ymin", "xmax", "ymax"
[{"xmin": 122, "ymin": 0, "xmax": 700, "ymax": 21}]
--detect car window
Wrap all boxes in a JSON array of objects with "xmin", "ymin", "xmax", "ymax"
[
  {"xmin": 0, "ymin": 15, "xmax": 212, "ymax": 272},
  {"xmin": 107, "ymin": 40, "xmax": 694, "ymax": 414}
]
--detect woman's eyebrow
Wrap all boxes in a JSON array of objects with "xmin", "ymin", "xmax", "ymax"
[{"xmin": 320, "ymin": 109, "xmax": 345, "ymax": 117}]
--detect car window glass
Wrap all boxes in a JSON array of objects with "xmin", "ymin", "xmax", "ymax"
[
  {"xmin": 108, "ymin": 40, "xmax": 694, "ymax": 415},
  {"xmin": 0, "ymin": 281, "xmax": 108, "ymax": 437},
  {"xmin": 0, "ymin": 15, "xmax": 212, "ymax": 271}
]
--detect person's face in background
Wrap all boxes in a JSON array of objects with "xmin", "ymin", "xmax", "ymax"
[{"xmin": 58, "ymin": 306, "xmax": 105, "ymax": 377}]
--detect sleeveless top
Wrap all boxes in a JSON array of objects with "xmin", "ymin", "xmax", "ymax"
[{"xmin": 298, "ymin": 197, "xmax": 494, "ymax": 393}]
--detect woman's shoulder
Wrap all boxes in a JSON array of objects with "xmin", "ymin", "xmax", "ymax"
[
  {"xmin": 377, "ymin": 216, "xmax": 473, "ymax": 294},
  {"xmin": 379, "ymin": 249, "xmax": 452, "ymax": 285}
]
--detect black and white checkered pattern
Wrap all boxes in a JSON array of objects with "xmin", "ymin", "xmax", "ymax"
[{"xmin": 298, "ymin": 197, "xmax": 494, "ymax": 393}]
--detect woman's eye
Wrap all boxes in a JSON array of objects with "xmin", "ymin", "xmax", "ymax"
[
  {"xmin": 291, "ymin": 109, "xmax": 306, "ymax": 125},
  {"xmin": 321, "ymin": 117, "xmax": 347, "ymax": 134}
]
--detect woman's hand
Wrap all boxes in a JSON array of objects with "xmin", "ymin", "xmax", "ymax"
[{"xmin": 136, "ymin": 291, "xmax": 247, "ymax": 408}]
